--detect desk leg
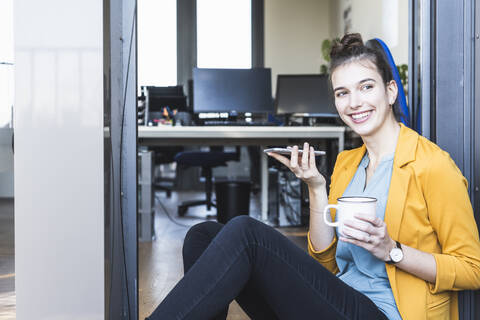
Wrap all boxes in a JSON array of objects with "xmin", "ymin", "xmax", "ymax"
[
  {"xmin": 139, "ymin": 151, "xmax": 154, "ymax": 242},
  {"xmin": 338, "ymin": 132, "xmax": 345, "ymax": 152},
  {"xmin": 261, "ymin": 145, "xmax": 268, "ymax": 221}
]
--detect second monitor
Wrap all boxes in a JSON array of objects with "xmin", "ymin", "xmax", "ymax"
[
  {"xmin": 275, "ymin": 74, "xmax": 338, "ymax": 118},
  {"xmin": 192, "ymin": 68, "xmax": 274, "ymax": 114}
]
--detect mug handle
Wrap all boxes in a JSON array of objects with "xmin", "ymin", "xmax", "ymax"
[{"xmin": 323, "ymin": 204, "xmax": 339, "ymax": 227}]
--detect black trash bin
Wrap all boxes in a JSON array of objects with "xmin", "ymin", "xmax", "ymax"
[{"xmin": 214, "ymin": 180, "xmax": 251, "ymax": 224}]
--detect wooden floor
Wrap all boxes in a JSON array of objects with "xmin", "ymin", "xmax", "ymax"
[
  {"xmin": 139, "ymin": 191, "xmax": 308, "ymax": 320},
  {"xmin": 0, "ymin": 198, "xmax": 15, "ymax": 320}
]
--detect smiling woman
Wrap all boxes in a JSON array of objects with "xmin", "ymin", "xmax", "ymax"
[{"xmin": 305, "ymin": 33, "xmax": 480, "ymax": 320}]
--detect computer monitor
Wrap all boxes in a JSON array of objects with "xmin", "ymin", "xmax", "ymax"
[
  {"xmin": 275, "ymin": 74, "xmax": 338, "ymax": 117},
  {"xmin": 192, "ymin": 68, "xmax": 274, "ymax": 114}
]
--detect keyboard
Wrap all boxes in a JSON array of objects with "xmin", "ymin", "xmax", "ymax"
[{"xmin": 202, "ymin": 120, "xmax": 278, "ymax": 126}]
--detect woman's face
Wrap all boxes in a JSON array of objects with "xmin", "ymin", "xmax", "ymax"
[{"xmin": 331, "ymin": 59, "xmax": 398, "ymax": 138}]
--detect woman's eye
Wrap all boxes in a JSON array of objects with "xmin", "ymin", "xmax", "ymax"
[
  {"xmin": 361, "ymin": 84, "xmax": 373, "ymax": 90},
  {"xmin": 336, "ymin": 91, "xmax": 348, "ymax": 98}
]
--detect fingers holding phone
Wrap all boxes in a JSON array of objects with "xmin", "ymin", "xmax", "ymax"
[
  {"xmin": 290, "ymin": 145, "xmax": 300, "ymax": 172},
  {"xmin": 265, "ymin": 148, "xmax": 292, "ymax": 168},
  {"xmin": 265, "ymin": 143, "xmax": 326, "ymax": 188},
  {"xmin": 301, "ymin": 142, "xmax": 310, "ymax": 170}
]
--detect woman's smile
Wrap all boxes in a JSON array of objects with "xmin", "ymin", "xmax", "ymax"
[{"xmin": 349, "ymin": 110, "xmax": 374, "ymax": 124}]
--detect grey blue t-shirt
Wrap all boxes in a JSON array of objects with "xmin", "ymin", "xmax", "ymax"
[{"xmin": 335, "ymin": 152, "xmax": 402, "ymax": 320}]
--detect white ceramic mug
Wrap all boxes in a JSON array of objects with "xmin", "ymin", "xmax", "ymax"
[{"xmin": 323, "ymin": 196, "xmax": 377, "ymax": 238}]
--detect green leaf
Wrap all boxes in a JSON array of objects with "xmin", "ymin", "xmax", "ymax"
[{"xmin": 321, "ymin": 39, "xmax": 332, "ymax": 62}]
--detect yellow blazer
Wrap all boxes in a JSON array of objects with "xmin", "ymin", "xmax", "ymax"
[{"xmin": 308, "ymin": 123, "xmax": 480, "ymax": 319}]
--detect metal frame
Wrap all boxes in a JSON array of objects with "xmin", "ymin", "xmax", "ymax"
[
  {"xmin": 104, "ymin": 0, "xmax": 138, "ymax": 318},
  {"xmin": 252, "ymin": 0, "xmax": 264, "ymax": 68},
  {"xmin": 473, "ymin": 0, "xmax": 480, "ymax": 316},
  {"xmin": 407, "ymin": 0, "xmax": 416, "ymax": 129},
  {"xmin": 460, "ymin": 0, "xmax": 476, "ymax": 315},
  {"xmin": 409, "ymin": 0, "xmax": 437, "ymax": 139},
  {"xmin": 434, "ymin": 0, "xmax": 478, "ymax": 318},
  {"xmin": 420, "ymin": 0, "xmax": 433, "ymax": 140},
  {"xmin": 464, "ymin": 0, "xmax": 476, "ymax": 207},
  {"xmin": 474, "ymin": 0, "xmax": 480, "ymax": 238},
  {"xmin": 436, "ymin": 0, "xmax": 468, "ymax": 169},
  {"xmin": 177, "ymin": 0, "xmax": 197, "ymax": 90}
]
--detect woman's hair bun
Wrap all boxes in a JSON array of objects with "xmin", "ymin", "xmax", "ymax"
[{"xmin": 330, "ymin": 33, "xmax": 364, "ymax": 59}]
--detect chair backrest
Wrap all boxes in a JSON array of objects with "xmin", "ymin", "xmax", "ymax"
[
  {"xmin": 209, "ymin": 146, "xmax": 241, "ymax": 161},
  {"xmin": 150, "ymin": 146, "xmax": 184, "ymax": 164}
]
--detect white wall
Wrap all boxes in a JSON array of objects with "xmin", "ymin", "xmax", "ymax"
[
  {"xmin": 264, "ymin": 0, "xmax": 332, "ymax": 94},
  {"xmin": 330, "ymin": 0, "xmax": 409, "ymax": 64},
  {"xmin": 14, "ymin": 0, "xmax": 104, "ymax": 319}
]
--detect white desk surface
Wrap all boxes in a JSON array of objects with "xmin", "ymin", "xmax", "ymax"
[{"xmin": 138, "ymin": 125, "xmax": 345, "ymax": 139}]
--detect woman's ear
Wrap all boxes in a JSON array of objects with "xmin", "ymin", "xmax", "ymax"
[{"xmin": 386, "ymin": 80, "xmax": 398, "ymax": 106}]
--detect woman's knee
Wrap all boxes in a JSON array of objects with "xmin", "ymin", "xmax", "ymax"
[
  {"xmin": 183, "ymin": 221, "xmax": 222, "ymax": 250},
  {"xmin": 182, "ymin": 221, "xmax": 223, "ymax": 271},
  {"xmin": 183, "ymin": 216, "xmax": 262, "ymax": 253},
  {"xmin": 225, "ymin": 215, "xmax": 257, "ymax": 229},
  {"xmin": 222, "ymin": 215, "xmax": 265, "ymax": 239}
]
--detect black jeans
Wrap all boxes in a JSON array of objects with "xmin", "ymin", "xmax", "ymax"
[{"xmin": 146, "ymin": 216, "xmax": 388, "ymax": 320}]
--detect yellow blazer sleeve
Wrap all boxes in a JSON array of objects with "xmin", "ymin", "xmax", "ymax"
[
  {"xmin": 308, "ymin": 232, "xmax": 338, "ymax": 273},
  {"xmin": 425, "ymin": 153, "xmax": 480, "ymax": 293},
  {"xmin": 307, "ymin": 152, "xmax": 344, "ymax": 274}
]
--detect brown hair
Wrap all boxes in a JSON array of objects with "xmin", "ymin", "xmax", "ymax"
[{"xmin": 329, "ymin": 33, "xmax": 402, "ymax": 120}]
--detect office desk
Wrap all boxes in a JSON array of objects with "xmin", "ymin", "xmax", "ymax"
[{"xmin": 138, "ymin": 125, "xmax": 346, "ymax": 221}]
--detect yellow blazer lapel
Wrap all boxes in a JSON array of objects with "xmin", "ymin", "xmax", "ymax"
[
  {"xmin": 384, "ymin": 124, "xmax": 418, "ymax": 301},
  {"xmin": 331, "ymin": 145, "xmax": 366, "ymax": 202},
  {"xmin": 384, "ymin": 123, "xmax": 418, "ymax": 241}
]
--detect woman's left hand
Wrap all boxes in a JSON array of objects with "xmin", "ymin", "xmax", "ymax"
[{"xmin": 340, "ymin": 214, "xmax": 395, "ymax": 262}]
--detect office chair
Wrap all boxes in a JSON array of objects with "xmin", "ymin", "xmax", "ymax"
[
  {"xmin": 174, "ymin": 146, "xmax": 241, "ymax": 217},
  {"xmin": 151, "ymin": 146, "xmax": 183, "ymax": 198}
]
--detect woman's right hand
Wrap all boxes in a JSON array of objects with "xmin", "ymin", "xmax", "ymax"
[{"xmin": 267, "ymin": 142, "xmax": 326, "ymax": 189}]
